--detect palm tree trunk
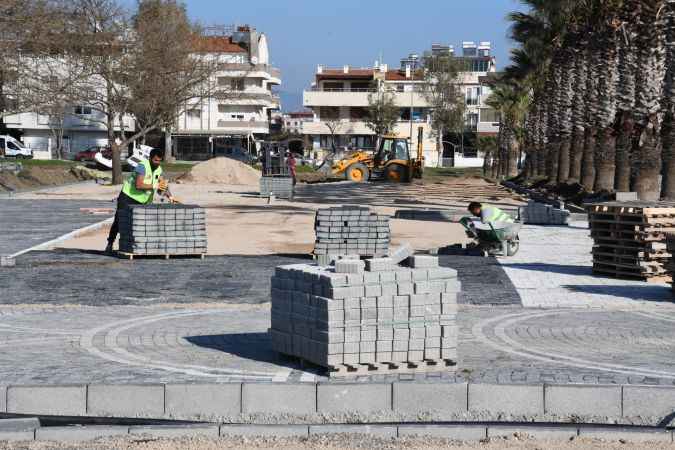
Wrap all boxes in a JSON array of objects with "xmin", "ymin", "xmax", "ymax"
[
  {"xmin": 634, "ymin": 1, "xmax": 667, "ymax": 200},
  {"xmin": 615, "ymin": 2, "xmax": 638, "ymax": 193},
  {"xmin": 557, "ymin": 42, "xmax": 575, "ymax": 183},
  {"xmin": 569, "ymin": 43, "xmax": 589, "ymax": 182},
  {"xmin": 615, "ymin": 112, "xmax": 634, "ymax": 191},
  {"xmin": 507, "ymin": 132, "xmax": 519, "ymax": 177},
  {"xmin": 581, "ymin": 130, "xmax": 596, "ymax": 191},
  {"xmin": 660, "ymin": 0, "xmax": 675, "ymax": 199},
  {"xmin": 593, "ymin": 24, "xmax": 619, "ymax": 192}
]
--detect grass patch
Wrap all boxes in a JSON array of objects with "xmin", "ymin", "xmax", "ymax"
[
  {"xmin": 295, "ymin": 164, "xmax": 317, "ymax": 173},
  {"xmin": 10, "ymin": 159, "xmax": 78, "ymax": 167},
  {"xmin": 423, "ymin": 167, "xmax": 484, "ymax": 179}
]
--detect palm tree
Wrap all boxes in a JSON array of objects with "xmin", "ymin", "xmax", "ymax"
[
  {"xmin": 593, "ymin": 4, "xmax": 621, "ymax": 192},
  {"xmin": 614, "ymin": 0, "xmax": 639, "ymax": 192},
  {"xmin": 633, "ymin": 0, "xmax": 667, "ymax": 200},
  {"xmin": 569, "ymin": 38, "xmax": 589, "ymax": 182},
  {"xmin": 661, "ymin": 0, "xmax": 675, "ymax": 198}
]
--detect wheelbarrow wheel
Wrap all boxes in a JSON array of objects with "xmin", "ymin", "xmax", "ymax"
[{"xmin": 506, "ymin": 237, "xmax": 520, "ymax": 256}]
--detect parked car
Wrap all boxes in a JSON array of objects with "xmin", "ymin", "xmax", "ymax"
[
  {"xmin": 0, "ymin": 135, "xmax": 33, "ymax": 159},
  {"xmin": 74, "ymin": 146, "xmax": 111, "ymax": 162}
]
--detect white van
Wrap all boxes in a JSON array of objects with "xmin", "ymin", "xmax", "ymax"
[{"xmin": 0, "ymin": 135, "xmax": 33, "ymax": 159}]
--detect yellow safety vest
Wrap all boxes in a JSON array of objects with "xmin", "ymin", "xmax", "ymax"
[
  {"xmin": 482, "ymin": 204, "xmax": 514, "ymax": 223},
  {"xmin": 121, "ymin": 159, "xmax": 162, "ymax": 204}
]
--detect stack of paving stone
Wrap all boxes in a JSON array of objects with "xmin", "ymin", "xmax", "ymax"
[
  {"xmin": 118, "ymin": 204, "xmax": 207, "ymax": 257},
  {"xmin": 520, "ymin": 201, "xmax": 570, "ymax": 225},
  {"xmin": 313, "ymin": 206, "xmax": 390, "ymax": 265},
  {"xmin": 588, "ymin": 201, "xmax": 675, "ymax": 282},
  {"xmin": 260, "ymin": 176, "xmax": 294, "ymax": 199},
  {"xmin": 269, "ymin": 249, "xmax": 459, "ymax": 376}
]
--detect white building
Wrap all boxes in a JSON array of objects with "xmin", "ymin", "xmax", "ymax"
[
  {"xmin": 4, "ymin": 98, "xmax": 134, "ymax": 158},
  {"xmin": 171, "ymin": 26, "xmax": 281, "ymax": 160},
  {"xmin": 283, "ymin": 111, "xmax": 314, "ymax": 135},
  {"xmin": 302, "ymin": 41, "xmax": 499, "ymax": 168}
]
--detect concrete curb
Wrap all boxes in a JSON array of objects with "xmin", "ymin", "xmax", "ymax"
[
  {"xmin": 2, "ymin": 382, "xmax": 674, "ymax": 424},
  {"xmin": 1, "ymin": 423, "xmax": 673, "ymax": 443},
  {"xmin": 7, "ymin": 217, "xmax": 113, "ymax": 260}
]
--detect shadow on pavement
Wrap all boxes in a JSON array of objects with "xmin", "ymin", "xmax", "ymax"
[
  {"xmin": 562, "ymin": 284, "xmax": 672, "ymax": 301},
  {"xmin": 500, "ymin": 262, "xmax": 593, "ymax": 277},
  {"xmin": 185, "ymin": 332, "xmax": 324, "ymax": 375}
]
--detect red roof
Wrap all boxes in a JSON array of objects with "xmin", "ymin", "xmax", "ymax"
[
  {"xmin": 198, "ymin": 36, "xmax": 247, "ymax": 53},
  {"xmin": 316, "ymin": 69, "xmax": 375, "ymax": 81},
  {"xmin": 385, "ymin": 70, "xmax": 424, "ymax": 81}
]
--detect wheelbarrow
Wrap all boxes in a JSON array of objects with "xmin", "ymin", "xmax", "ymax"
[{"xmin": 459, "ymin": 217, "xmax": 522, "ymax": 257}]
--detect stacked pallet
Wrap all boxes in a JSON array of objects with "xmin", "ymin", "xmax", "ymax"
[
  {"xmin": 520, "ymin": 201, "xmax": 570, "ymax": 225},
  {"xmin": 260, "ymin": 176, "xmax": 294, "ymax": 199},
  {"xmin": 667, "ymin": 234, "xmax": 675, "ymax": 292},
  {"xmin": 118, "ymin": 204, "xmax": 207, "ymax": 258},
  {"xmin": 269, "ymin": 254, "xmax": 458, "ymax": 376},
  {"xmin": 313, "ymin": 206, "xmax": 390, "ymax": 265},
  {"xmin": 588, "ymin": 201, "xmax": 675, "ymax": 282}
]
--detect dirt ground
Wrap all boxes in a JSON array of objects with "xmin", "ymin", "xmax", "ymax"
[
  {"xmin": 0, "ymin": 165, "xmax": 95, "ymax": 192},
  {"xmin": 1, "ymin": 434, "xmax": 672, "ymax": 450},
  {"xmin": 17, "ymin": 175, "xmax": 524, "ymax": 255}
]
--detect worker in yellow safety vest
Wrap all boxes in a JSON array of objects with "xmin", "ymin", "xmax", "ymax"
[
  {"xmin": 468, "ymin": 201, "xmax": 514, "ymax": 224},
  {"xmin": 105, "ymin": 149, "xmax": 173, "ymax": 255}
]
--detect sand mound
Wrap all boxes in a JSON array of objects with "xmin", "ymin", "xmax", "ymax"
[{"xmin": 182, "ymin": 157, "xmax": 261, "ymax": 186}]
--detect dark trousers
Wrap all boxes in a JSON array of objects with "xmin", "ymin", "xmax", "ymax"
[{"xmin": 107, "ymin": 193, "xmax": 142, "ymax": 245}]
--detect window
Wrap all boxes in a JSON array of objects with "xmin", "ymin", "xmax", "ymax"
[
  {"xmin": 351, "ymin": 82, "xmax": 372, "ymax": 92},
  {"xmin": 187, "ymin": 108, "xmax": 201, "ymax": 118},
  {"xmin": 218, "ymin": 104, "xmax": 229, "ymax": 113},
  {"xmin": 396, "ymin": 84, "xmax": 404, "ymax": 92},
  {"xmin": 466, "ymin": 87, "xmax": 480, "ymax": 106},
  {"xmin": 74, "ymin": 105, "xmax": 92, "ymax": 115},
  {"xmin": 466, "ymin": 112, "xmax": 479, "ymax": 130},
  {"xmin": 231, "ymin": 78, "xmax": 245, "ymax": 91},
  {"xmin": 324, "ymin": 82, "xmax": 344, "ymax": 91},
  {"xmin": 480, "ymin": 108, "xmax": 501, "ymax": 123},
  {"xmin": 7, "ymin": 142, "xmax": 19, "ymax": 151},
  {"xmin": 350, "ymin": 107, "xmax": 367, "ymax": 120},
  {"xmin": 320, "ymin": 107, "xmax": 339, "ymax": 120},
  {"xmin": 0, "ymin": 138, "xmax": 5, "ymax": 149},
  {"xmin": 231, "ymin": 114, "xmax": 244, "ymax": 120}
]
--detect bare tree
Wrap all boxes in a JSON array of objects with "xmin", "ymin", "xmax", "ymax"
[
  {"xmin": 422, "ymin": 54, "xmax": 465, "ymax": 167},
  {"xmin": 365, "ymin": 89, "xmax": 399, "ymax": 137},
  {"xmin": 323, "ymin": 116, "xmax": 345, "ymax": 153},
  {"xmin": 67, "ymin": 0, "xmax": 224, "ymax": 184}
]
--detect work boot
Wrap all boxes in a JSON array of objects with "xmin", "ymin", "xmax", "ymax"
[{"xmin": 104, "ymin": 243, "xmax": 114, "ymax": 256}]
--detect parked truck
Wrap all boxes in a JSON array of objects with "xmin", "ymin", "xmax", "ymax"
[{"xmin": 0, "ymin": 135, "xmax": 33, "ymax": 159}]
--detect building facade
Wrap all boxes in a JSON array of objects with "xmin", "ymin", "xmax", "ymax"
[
  {"xmin": 302, "ymin": 41, "xmax": 499, "ymax": 168},
  {"xmin": 283, "ymin": 111, "xmax": 314, "ymax": 135},
  {"xmin": 171, "ymin": 26, "xmax": 282, "ymax": 161}
]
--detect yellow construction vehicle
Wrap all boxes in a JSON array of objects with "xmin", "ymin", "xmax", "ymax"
[{"xmin": 329, "ymin": 127, "xmax": 425, "ymax": 183}]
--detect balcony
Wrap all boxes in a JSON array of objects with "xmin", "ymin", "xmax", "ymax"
[
  {"xmin": 215, "ymin": 120, "xmax": 269, "ymax": 133},
  {"xmin": 477, "ymin": 121, "xmax": 500, "ymax": 135},
  {"xmin": 304, "ymin": 89, "xmax": 430, "ymax": 108}
]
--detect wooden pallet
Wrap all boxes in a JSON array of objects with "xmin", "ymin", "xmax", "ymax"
[
  {"xmin": 117, "ymin": 252, "xmax": 206, "ymax": 260},
  {"xmin": 593, "ymin": 258, "xmax": 666, "ymax": 272},
  {"xmin": 593, "ymin": 266, "xmax": 671, "ymax": 283},
  {"xmin": 590, "ymin": 230, "xmax": 666, "ymax": 241},
  {"xmin": 589, "ymin": 215, "xmax": 675, "ymax": 226},
  {"xmin": 592, "ymin": 251, "xmax": 670, "ymax": 264},
  {"xmin": 592, "ymin": 246, "xmax": 671, "ymax": 258},
  {"xmin": 592, "ymin": 238, "xmax": 667, "ymax": 250},
  {"xmin": 588, "ymin": 202, "xmax": 675, "ymax": 217},
  {"xmin": 328, "ymin": 359, "xmax": 457, "ymax": 377}
]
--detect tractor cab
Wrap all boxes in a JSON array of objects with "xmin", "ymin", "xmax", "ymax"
[
  {"xmin": 375, "ymin": 136, "xmax": 410, "ymax": 164},
  {"xmin": 373, "ymin": 135, "xmax": 412, "ymax": 182}
]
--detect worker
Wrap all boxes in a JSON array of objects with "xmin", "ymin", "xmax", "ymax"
[
  {"xmin": 287, "ymin": 151, "xmax": 297, "ymax": 186},
  {"xmin": 468, "ymin": 201, "xmax": 514, "ymax": 224},
  {"xmin": 104, "ymin": 149, "xmax": 171, "ymax": 255}
]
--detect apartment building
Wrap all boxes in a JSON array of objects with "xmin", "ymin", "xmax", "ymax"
[
  {"xmin": 172, "ymin": 26, "xmax": 281, "ymax": 160},
  {"xmin": 3, "ymin": 99, "xmax": 135, "ymax": 158},
  {"xmin": 283, "ymin": 111, "xmax": 314, "ymax": 135},
  {"xmin": 302, "ymin": 41, "xmax": 499, "ymax": 168}
]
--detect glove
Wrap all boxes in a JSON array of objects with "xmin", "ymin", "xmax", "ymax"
[{"xmin": 158, "ymin": 179, "xmax": 168, "ymax": 192}]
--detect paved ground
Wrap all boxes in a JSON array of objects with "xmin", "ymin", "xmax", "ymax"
[
  {"xmin": 500, "ymin": 221, "xmax": 673, "ymax": 309},
  {"xmin": 0, "ymin": 199, "xmax": 111, "ymax": 256},
  {"xmin": 2, "ymin": 303, "xmax": 675, "ymax": 385},
  {"xmin": 3, "ymin": 184, "xmax": 675, "ymax": 387}
]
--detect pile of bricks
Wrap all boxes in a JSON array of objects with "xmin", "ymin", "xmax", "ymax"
[
  {"xmin": 118, "ymin": 204, "xmax": 207, "ymax": 257},
  {"xmin": 260, "ymin": 176, "xmax": 294, "ymax": 199},
  {"xmin": 269, "ymin": 250, "xmax": 459, "ymax": 376},
  {"xmin": 520, "ymin": 201, "xmax": 570, "ymax": 225},
  {"xmin": 313, "ymin": 206, "xmax": 390, "ymax": 265},
  {"xmin": 588, "ymin": 201, "xmax": 675, "ymax": 282}
]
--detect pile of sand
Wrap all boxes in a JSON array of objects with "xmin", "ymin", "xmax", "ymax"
[{"xmin": 181, "ymin": 157, "xmax": 261, "ymax": 186}]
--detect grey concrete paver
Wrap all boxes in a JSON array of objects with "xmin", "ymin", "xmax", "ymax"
[
  {"xmin": 0, "ymin": 199, "xmax": 111, "ymax": 256},
  {"xmin": 498, "ymin": 221, "xmax": 673, "ymax": 308},
  {"xmin": 1, "ymin": 305, "xmax": 675, "ymax": 384}
]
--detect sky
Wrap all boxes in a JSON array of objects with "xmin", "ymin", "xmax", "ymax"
[{"xmin": 174, "ymin": 0, "xmax": 524, "ymax": 111}]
